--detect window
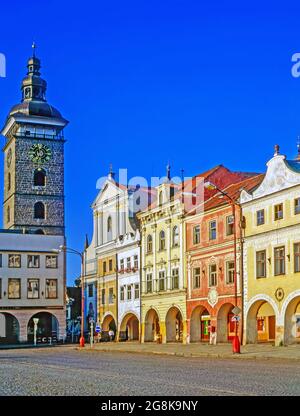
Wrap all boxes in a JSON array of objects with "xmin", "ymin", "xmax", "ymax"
[
  {"xmin": 226, "ymin": 215, "xmax": 234, "ymax": 236},
  {"xmin": 34, "ymin": 169, "xmax": 46, "ymax": 187},
  {"xmin": 193, "ymin": 226, "xmax": 200, "ymax": 245},
  {"xmin": 294, "ymin": 243, "xmax": 300, "ymax": 273},
  {"xmin": 0, "ymin": 254, "xmax": 3, "ymax": 268},
  {"xmin": 257, "ymin": 209, "xmax": 265, "ymax": 226},
  {"xmin": 45, "ymin": 279, "xmax": 58, "ymax": 299},
  {"xmin": 274, "ymin": 204, "xmax": 283, "ymax": 221},
  {"xmin": 193, "ymin": 267, "xmax": 201, "ymax": 288},
  {"xmin": 27, "ymin": 279, "xmax": 39, "ymax": 299},
  {"xmin": 88, "ymin": 284, "xmax": 93, "ymax": 297},
  {"xmin": 209, "ymin": 264, "xmax": 217, "ymax": 286},
  {"xmin": 7, "ymin": 172, "xmax": 11, "ymax": 191},
  {"xmin": 8, "ymin": 279, "xmax": 21, "ymax": 299},
  {"xmin": 256, "ymin": 250, "xmax": 266, "ymax": 278},
  {"xmin": 134, "ymin": 284, "xmax": 139, "ymax": 299},
  {"xmin": 147, "ymin": 235, "xmax": 153, "ymax": 253},
  {"xmin": 103, "ymin": 261, "xmax": 107, "ymax": 273},
  {"xmin": 159, "ymin": 191, "xmax": 163, "ymax": 206},
  {"xmin": 226, "ymin": 261, "xmax": 235, "ymax": 284},
  {"xmin": 209, "ymin": 221, "xmax": 217, "ymax": 240},
  {"xmin": 8, "ymin": 254, "xmax": 21, "ymax": 268},
  {"xmin": 101, "ymin": 289, "xmax": 105, "ymax": 304},
  {"xmin": 274, "ymin": 246, "xmax": 285, "ymax": 275},
  {"xmin": 171, "ymin": 268, "xmax": 179, "ymax": 289},
  {"xmin": 34, "ymin": 202, "xmax": 45, "ymax": 219},
  {"xmin": 7, "ymin": 206, "xmax": 10, "ymax": 223},
  {"xmin": 46, "ymin": 255, "xmax": 58, "ymax": 268},
  {"xmin": 127, "ymin": 285, "xmax": 132, "ymax": 301},
  {"xmin": 159, "ymin": 270, "xmax": 165, "ymax": 291},
  {"xmin": 120, "ymin": 286, "xmax": 125, "ymax": 301},
  {"xmin": 107, "ymin": 216, "xmax": 112, "ymax": 240},
  {"xmin": 159, "ymin": 230, "xmax": 166, "ymax": 250},
  {"xmin": 120, "ymin": 258, "xmax": 124, "ymax": 271},
  {"xmin": 127, "ymin": 257, "xmax": 131, "ymax": 270},
  {"xmin": 109, "ymin": 288, "xmax": 114, "ymax": 304},
  {"xmin": 27, "ymin": 255, "xmax": 40, "ymax": 268},
  {"xmin": 295, "ymin": 198, "xmax": 300, "ymax": 215},
  {"xmin": 109, "ymin": 259, "xmax": 113, "ymax": 271},
  {"xmin": 172, "ymin": 226, "xmax": 179, "ymax": 247},
  {"xmin": 146, "ymin": 273, "xmax": 153, "ymax": 293},
  {"xmin": 0, "ymin": 279, "xmax": 1, "ymax": 298},
  {"xmin": 134, "ymin": 255, "xmax": 138, "ymax": 269}
]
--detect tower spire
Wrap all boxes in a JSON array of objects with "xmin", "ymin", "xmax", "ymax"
[
  {"xmin": 21, "ymin": 45, "xmax": 47, "ymax": 102},
  {"xmin": 166, "ymin": 162, "xmax": 171, "ymax": 181},
  {"xmin": 32, "ymin": 41, "xmax": 36, "ymax": 58}
]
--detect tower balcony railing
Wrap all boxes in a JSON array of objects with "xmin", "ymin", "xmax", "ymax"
[{"xmin": 14, "ymin": 131, "xmax": 64, "ymax": 140}]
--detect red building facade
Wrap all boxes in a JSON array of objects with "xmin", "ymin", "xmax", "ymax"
[{"xmin": 185, "ymin": 175, "xmax": 263, "ymax": 343}]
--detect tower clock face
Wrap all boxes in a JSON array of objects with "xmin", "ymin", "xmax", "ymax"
[
  {"xmin": 29, "ymin": 144, "xmax": 52, "ymax": 164},
  {"xmin": 6, "ymin": 148, "xmax": 12, "ymax": 167}
]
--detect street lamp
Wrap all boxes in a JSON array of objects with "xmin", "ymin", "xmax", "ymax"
[
  {"xmin": 204, "ymin": 181, "xmax": 241, "ymax": 354},
  {"xmin": 33, "ymin": 317, "xmax": 39, "ymax": 346},
  {"xmin": 53, "ymin": 245, "xmax": 85, "ymax": 347}
]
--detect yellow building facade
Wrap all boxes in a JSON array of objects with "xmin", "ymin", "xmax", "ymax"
[
  {"xmin": 139, "ymin": 181, "xmax": 188, "ymax": 344},
  {"xmin": 240, "ymin": 146, "xmax": 300, "ymax": 346}
]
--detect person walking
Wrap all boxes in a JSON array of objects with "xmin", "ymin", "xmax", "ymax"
[
  {"xmin": 108, "ymin": 328, "xmax": 114, "ymax": 342},
  {"xmin": 209, "ymin": 325, "xmax": 217, "ymax": 345}
]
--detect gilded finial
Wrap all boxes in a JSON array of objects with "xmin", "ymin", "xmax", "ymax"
[{"xmin": 32, "ymin": 42, "xmax": 36, "ymax": 57}]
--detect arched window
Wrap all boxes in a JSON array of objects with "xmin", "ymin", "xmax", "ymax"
[
  {"xmin": 159, "ymin": 230, "xmax": 165, "ymax": 250},
  {"xmin": 34, "ymin": 202, "xmax": 45, "ymax": 219},
  {"xmin": 107, "ymin": 216, "xmax": 112, "ymax": 241},
  {"xmin": 172, "ymin": 226, "xmax": 179, "ymax": 247},
  {"xmin": 34, "ymin": 169, "xmax": 46, "ymax": 187},
  {"xmin": 7, "ymin": 206, "xmax": 10, "ymax": 223},
  {"xmin": 7, "ymin": 173, "xmax": 11, "ymax": 191},
  {"xmin": 147, "ymin": 234, "xmax": 153, "ymax": 253},
  {"xmin": 159, "ymin": 191, "xmax": 163, "ymax": 206}
]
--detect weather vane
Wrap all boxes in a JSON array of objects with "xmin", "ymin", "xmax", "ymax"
[{"xmin": 32, "ymin": 42, "xmax": 36, "ymax": 57}]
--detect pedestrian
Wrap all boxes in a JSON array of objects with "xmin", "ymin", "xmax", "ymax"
[
  {"xmin": 108, "ymin": 328, "xmax": 114, "ymax": 342},
  {"xmin": 209, "ymin": 325, "xmax": 217, "ymax": 345}
]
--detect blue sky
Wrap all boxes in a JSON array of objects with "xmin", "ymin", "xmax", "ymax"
[{"xmin": 1, "ymin": 1, "xmax": 300, "ymax": 284}]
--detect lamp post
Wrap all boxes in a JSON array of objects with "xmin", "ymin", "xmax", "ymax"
[
  {"xmin": 33, "ymin": 317, "xmax": 39, "ymax": 346},
  {"xmin": 53, "ymin": 245, "xmax": 85, "ymax": 347},
  {"xmin": 204, "ymin": 181, "xmax": 241, "ymax": 353}
]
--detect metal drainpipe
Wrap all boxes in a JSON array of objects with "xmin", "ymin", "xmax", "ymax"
[{"xmin": 239, "ymin": 205, "xmax": 244, "ymax": 345}]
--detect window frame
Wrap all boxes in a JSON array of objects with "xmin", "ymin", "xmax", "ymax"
[
  {"xmin": 209, "ymin": 263, "xmax": 217, "ymax": 287},
  {"xmin": 171, "ymin": 268, "xmax": 179, "ymax": 290},
  {"xmin": 294, "ymin": 243, "xmax": 300, "ymax": 273},
  {"xmin": 45, "ymin": 279, "xmax": 58, "ymax": 299},
  {"xmin": 45, "ymin": 255, "xmax": 58, "ymax": 269},
  {"xmin": 256, "ymin": 209, "xmax": 265, "ymax": 226},
  {"xmin": 8, "ymin": 278, "xmax": 21, "ymax": 299},
  {"xmin": 193, "ymin": 225, "xmax": 200, "ymax": 245},
  {"xmin": 193, "ymin": 267, "xmax": 201, "ymax": 289},
  {"xmin": 256, "ymin": 250, "xmax": 266, "ymax": 278},
  {"xmin": 27, "ymin": 278, "xmax": 40, "ymax": 299},
  {"xmin": 226, "ymin": 261, "xmax": 235, "ymax": 284},
  {"xmin": 8, "ymin": 254, "xmax": 21, "ymax": 268},
  {"xmin": 274, "ymin": 246, "xmax": 285, "ymax": 276},
  {"xmin": 146, "ymin": 273, "xmax": 153, "ymax": 293},
  {"xmin": 209, "ymin": 220, "xmax": 217, "ymax": 241},
  {"xmin": 158, "ymin": 270, "xmax": 165, "ymax": 291},
  {"xmin": 27, "ymin": 254, "xmax": 40, "ymax": 268},
  {"xmin": 226, "ymin": 215, "xmax": 234, "ymax": 236},
  {"xmin": 274, "ymin": 203, "xmax": 283, "ymax": 221}
]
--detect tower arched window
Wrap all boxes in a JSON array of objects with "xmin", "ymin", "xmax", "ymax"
[
  {"xmin": 7, "ymin": 172, "xmax": 11, "ymax": 191},
  {"xmin": 34, "ymin": 169, "xmax": 46, "ymax": 187},
  {"xmin": 159, "ymin": 230, "xmax": 165, "ymax": 251},
  {"xmin": 147, "ymin": 234, "xmax": 153, "ymax": 253},
  {"xmin": 7, "ymin": 206, "xmax": 10, "ymax": 223},
  {"xmin": 172, "ymin": 226, "xmax": 179, "ymax": 247},
  {"xmin": 34, "ymin": 202, "xmax": 45, "ymax": 219},
  {"xmin": 107, "ymin": 216, "xmax": 112, "ymax": 241}
]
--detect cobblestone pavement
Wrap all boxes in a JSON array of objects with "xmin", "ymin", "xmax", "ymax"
[{"xmin": 0, "ymin": 346, "xmax": 300, "ymax": 396}]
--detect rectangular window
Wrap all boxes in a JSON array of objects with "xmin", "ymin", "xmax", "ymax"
[
  {"xmin": 193, "ymin": 267, "xmax": 201, "ymax": 289},
  {"xmin": 88, "ymin": 284, "xmax": 93, "ymax": 297},
  {"xmin": 193, "ymin": 225, "xmax": 200, "ymax": 245},
  {"xmin": 147, "ymin": 236, "xmax": 153, "ymax": 253},
  {"xmin": 209, "ymin": 221, "xmax": 217, "ymax": 240},
  {"xmin": 101, "ymin": 289, "xmax": 105, "ymax": 305},
  {"xmin": 256, "ymin": 250, "xmax": 266, "ymax": 278},
  {"xmin": 103, "ymin": 261, "xmax": 106, "ymax": 273},
  {"xmin": 46, "ymin": 255, "xmax": 58, "ymax": 268},
  {"xmin": 127, "ymin": 257, "xmax": 131, "ymax": 270},
  {"xmin": 274, "ymin": 246, "xmax": 285, "ymax": 275},
  {"xmin": 127, "ymin": 285, "xmax": 132, "ymax": 301},
  {"xmin": 120, "ymin": 258, "xmax": 124, "ymax": 271},
  {"xmin": 109, "ymin": 288, "xmax": 114, "ymax": 304},
  {"xmin": 27, "ymin": 255, "xmax": 40, "ymax": 268},
  {"xmin": 146, "ymin": 273, "xmax": 153, "ymax": 293},
  {"xmin": 256, "ymin": 209, "xmax": 265, "ymax": 226},
  {"xmin": 159, "ymin": 271, "xmax": 165, "ymax": 291},
  {"xmin": 226, "ymin": 215, "xmax": 234, "ymax": 236},
  {"xmin": 209, "ymin": 264, "xmax": 217, "ymax": 287},
  {"xmin": 134, "ymin": 255, "xmax": 138, "ymax": 269},
  {"xmin": 274, "ymin": 203, "xmax": 283, "ymax": 220},
  {"xmin": 8, "ymin": 278, "xmax": 21, "ymax": 299},
  {"xmin": 8, "ymin": 254, "xmax": 21, "ymax": 268},
  {"xmin": 226, "ymin": 261, "xmax": 235, "ymax": 284},
  {"xmin": 295, "ymin": 198, "xmax": 300, "ymax": 215},
  {"xmin": 0, "ymin": 254, "xmax": 2, "ymax": 267},
  {"xmin": 27, "ymin": 279, "xmax": 39, "ymax": 299},
  {"xmin": 45, "ymin": 279, "xmax": 58, "ymax": 299},
  {"xmin": 171, "ymin": 268, "xmax": 179, "ymax": 290},
  {"xmin": 109, "ymin": 259, "xmax": 113, "ymax": 272},
  {"xmin": 120, "ymin": 286, "xmax": 124, "ymax": 301},
  {"xmin": 134, "ymin": 284, "xmax": 139, "ymax": 299},
  {"xmin": 294, "ymin": 243, "xmax": 300, "ymax": 273}
]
